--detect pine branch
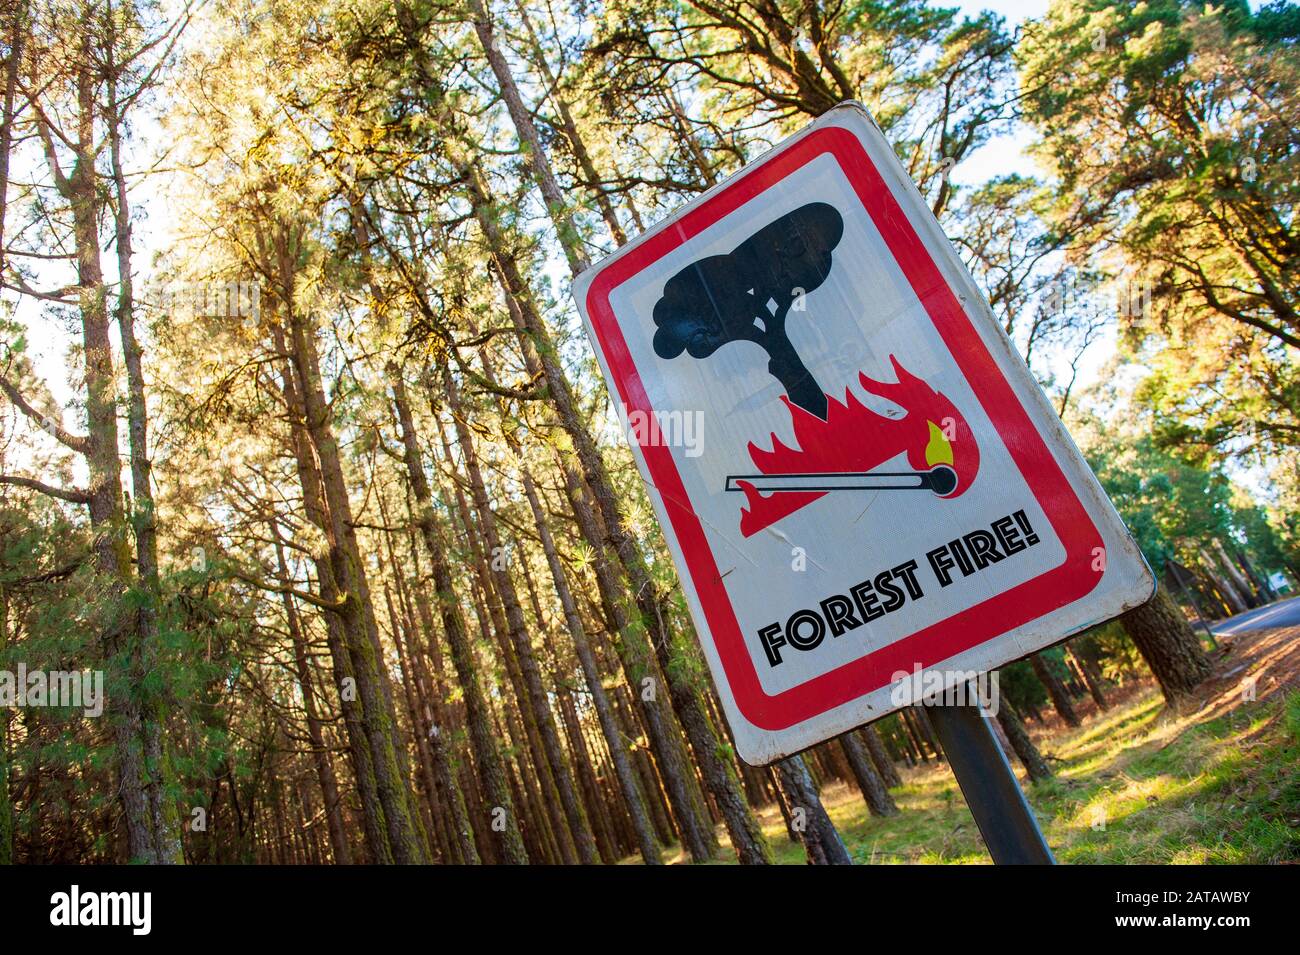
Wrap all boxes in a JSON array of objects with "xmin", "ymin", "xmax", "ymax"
[
  {"xmin": 0, "ymin": 375, "xmax": 90, "ymax": 453},
  {"xmin": 3, "ymin": 558, "xmax": 85, "ymax": 585},
  {"xmin": 0, "ymin": 473, "xmax": 91, "ymax": 504},
  {"xmin": 229, "ymin": 571, "xmax": 351, "ymax": 612}
]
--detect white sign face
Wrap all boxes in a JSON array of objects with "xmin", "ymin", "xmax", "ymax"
[{"xmin": 574, "ymin": 103, "xmax": 1153, "ymax": 765}]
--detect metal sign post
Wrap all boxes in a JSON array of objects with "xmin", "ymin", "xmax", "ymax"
[{"xmin": 925, "ymin": 688, "xmax": 1056, "ymax": 864}]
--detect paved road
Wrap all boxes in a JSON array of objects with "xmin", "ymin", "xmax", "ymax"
[{"xmin": 1209, "ymin": 595, "xmax": 1300, "ymax": 636}]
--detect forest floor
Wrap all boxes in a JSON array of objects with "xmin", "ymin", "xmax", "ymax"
[{"xmin": 644, "ymin": 624, "xmax": 1300, "ymax": 864}]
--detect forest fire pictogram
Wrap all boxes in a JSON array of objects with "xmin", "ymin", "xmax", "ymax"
[{"xmin": 652, "ymin": 202, "xmax": 979, "ymax": 536}]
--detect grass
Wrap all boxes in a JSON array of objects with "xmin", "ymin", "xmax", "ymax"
[{"xmin": 649, "ymin": 684, "xmax": 1300, "ymax": 864}]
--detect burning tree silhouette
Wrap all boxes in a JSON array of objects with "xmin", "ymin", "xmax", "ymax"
[
  {"xmin": 652, "ymin": 202, "xmax": 844, "ymax": 419},
  {"xmin": 650, "ymin": 201, "xmax": 979, "ymax": 536}
]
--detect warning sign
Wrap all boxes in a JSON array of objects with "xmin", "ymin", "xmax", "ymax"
[{"xmin": 575, "ymin": 103, "xmax": 1153, "ymax": 765}]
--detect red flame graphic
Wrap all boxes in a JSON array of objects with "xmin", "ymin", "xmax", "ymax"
[{"xmin": 737, "ymin": 356, "xmax": 980, "ymax": 536}]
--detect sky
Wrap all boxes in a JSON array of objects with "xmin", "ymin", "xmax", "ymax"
[
  {"xmin": 956, "ymin": 0, "xmax": 1052, "ymax": 22},
  {"xmin": 949, "ymin": 0, "xmax": 1049, "ymax": 187}
]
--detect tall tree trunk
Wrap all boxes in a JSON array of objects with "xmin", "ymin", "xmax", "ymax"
[
  {"xmin": 1121, "ymin": 586, "xmax": 1213, "ymax": 704},
  {"xmin": 384, "ymin": 582, "xmax": 445, "ymax": 857},
  {"xmin": 564, "ymin": 467, "xmax": 774, "ymax": 862},
  {"xmin": 387, "ymin": 570, "xmax": 453, "ymax": 860},
  {"xmin": 378, "ymin": 489, "xmax": 479, "ymax": 864},
  {"xmin": 441, "ymin": 366, "xmax": 598, "ymax": 864},
  {"xmin": 775, "ymin": 756, "xmax": 852, "ymax": 865},
  {"xmin": 410, "ymin": 14, "xmax": 768, "ymax": 861},
  {"xmin": 0, "ymin": 588, "xmax": 12, "ymax": 864},
  {"xmin": 281, "ymin": 270, "xmax": 428, "ymax": 864},
  {"xmin": 903, "ymin": 707, "xmax": 938, "ymax": 761},
  {"xmin": 507, "ymin": 435, "xmax": 662, "ymax": 864},
  {"xmin": 400, "ymin": 521, "xmax": 488, "ymax": 860},
  {"xmin": 468, "ymin": 0, "xmax": 586, "ymax": 275},
  {"xmin": 52, "ymin": 42, "xmax": 159, "ymax": 861},
  {"xmin": 1199, "ymin": 547, "xmax": 1249, "ymax": 614},
  {"xmin": 271, "ymin": 525, "xmax": 353, "ymax": 864},
  {"xmin": 860, "ymin": 727, "xmax": 902, "ymax": 789},
  {"xmin": 993, "ymin": 699, "xmax": 1053, "ymax": 783},
  {"xmin": 499, "ymin": 697, "xmax": 555, "ymax": 864},
  {"xmin": 1030, "ymin": 654, "xmax": 1081, "ymax": 727},
  {"xmin": 568, "ymin": 481, "xmax": 717, "ymax": 856},
  {"xmin": 838, "ymin": 733, "xmax": 898, "ymax": 817},
  {"xmin": 509, "ymin": 0, "xmax": 628, "ymax": 245},
  {"xmin": 0, "ymin": 0, "xmax": 22, "ymax": 278},
  {"xmin": 396, "ymin": 13, "xmax": 755, "ymax": 862},
  {"xmin": 465, "ymin": 172, "xmax": 768, "ymax": 863},
  {"xmin": 1069, "ymin": 642, "xmax": 1109, "ymax": 711},
  {"xmin": 614, "ymin": 686, "xmax": 678, "ymax": 847},
  {"xmin": 390, "ymin": 374, "xmax": 529, "ymax": 863},
  {"xmin": 557, "ymin": 690, "xmax": 618, "ymax": 864},
  {"xmin": 104, "ymin": 37, "xmax": 182, "ymax": 862},
  {"xmin": 889, "ymin": 717, "xmax": 919, "ymax": 766},
  {"xmin": 424, "ymin": 403, "xmax": 574, "ymax": 860},
  {"xmin": 271, "ymin": 324, "xmax": 388, "ymax": 862},
  {"xmin": 1232, "ymin": 545, "xmax": 1272, "ymax": 602},
  {"xmin": 1214, "ymin": 539, "xmax": 1260, "ymax": 609}
]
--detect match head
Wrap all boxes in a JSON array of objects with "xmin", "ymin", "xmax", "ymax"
[{"xmin": 928, "ymin": 465, "xmax": 958, "ymax": 496}]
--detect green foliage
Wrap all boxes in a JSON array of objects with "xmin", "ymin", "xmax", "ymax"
[
  {"xmin": 1087, "ymin": 432, "xmax": 1237, "ymax": 569},
  {"xmin": 1090, "ymin": 621, "xmax": 1147, "ymax": 685},
  {"xmin": 1020, "ymin": 0, "xmax": 1300, "ymax": 464},
  {"xmin": 999, "ymin": 660, "xmax": 1048, "ymax": 716}
]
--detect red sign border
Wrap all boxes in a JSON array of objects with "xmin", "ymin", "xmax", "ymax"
[{"xmin": 585, "ymin": 123, "xmax": 1104, "ymax": 732}]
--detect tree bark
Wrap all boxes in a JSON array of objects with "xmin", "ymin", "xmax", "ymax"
[
  {"xmin": 0, "ymin": 588, "xmax": 12, "ymax": 864},
  {"xmin": 104, "ymin": 37, "xmax": 184, "ymax": 862},
  {"xmin": 425, "ymin": 403, "xmax": 574, "ymax": 860},
  {"xmin": 512, "ymin": 450, "xmax": 662, "ymax": 864},
  {"xmin": 272, "ymin": 324, "xmax": 388, "ymax": 863},
  {"xmin": 509, "ymin": 0, "xmax": 628, "ymax": 245},
  {"xmin": 1214, "ymin": 539, "xmax": 1260, "ymax": 609},
  {"xmin": 271, "ymin": 526, "xmax": 353, "ymax": 864},
  {"xmin": 993, "ymin": 698, "xmax": 1053, "ymax": 783},
  {"xmin": 1069, "ymin": 641, "xmax": 1109, "ymax": 711},
  {"xmin": 839, "ymin": 733, "xmax": 898, "ymax": 816},
  {"xmin": 441, "ymin": 367, "xmax": 599, "ymax": 864},
  {"xmin": 391, "ymin": 374, "xmax": 529, "ymax": 863},
  {"xmin": 285, "ymin": 282, "xmax": 429, "ymax": 864},
  {"xmin": 775, "ymin": 755, "xmax": 852, "ymax": 864},
  {"xmin": 1121, "ymin": 585, "xmax": 1213, "ymax": 704},
  {"xmin": 559, "ymin": 469, "xmax": 720, "ymax": 862},
  {"xmin": 420, "ymin": 19, "xmax": 766, "ymax": 862},
  {"xmin": 860, "ymin": 726, "xmax": 902, "ymax": 789},
  {"xmin": 468, "ymin": 173, "xmax": 769, "ymax": 863},
  {"xmin": 1030, "ymin": 653, "xmax": 1081, "ymax": 727},
  {"xmin": 381, "ymin": 525, "xmax": 474, "ymax": 863},
  {"xmin": 46, "ymin": 36, "xmax": 162, "ymax": 861},
  {"xmin": 1199, "ymin": 546, "xmax": 1249, "ymax": 614}
]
